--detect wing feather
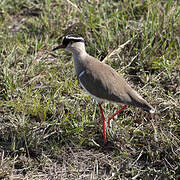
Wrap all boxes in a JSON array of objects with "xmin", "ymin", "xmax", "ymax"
[{"xmin": 78, "ymin": 57, "xmax": 154, "ymax": 112}]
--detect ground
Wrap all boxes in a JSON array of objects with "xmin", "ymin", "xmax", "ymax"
[{"xmin": 0, "ymin": 0, "xmax": 180, "ymax": 179}]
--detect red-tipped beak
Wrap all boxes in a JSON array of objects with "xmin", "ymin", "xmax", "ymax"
[{"xmin": 52, "ymin": 45, "xmax": 65, "ymax": 51}]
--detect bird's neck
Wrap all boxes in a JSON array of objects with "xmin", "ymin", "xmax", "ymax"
[
  {"xmin": 72, "ymin": 50, "xmax": 88, "ymax": 77},
  {"xmin": 70, "ymin": 42, "xmax": 86, "ymax": 55}
]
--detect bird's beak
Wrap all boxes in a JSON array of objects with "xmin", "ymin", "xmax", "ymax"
[{"xmin": 52, "ymin": 45, "xmax": 65, "ymax": 51}]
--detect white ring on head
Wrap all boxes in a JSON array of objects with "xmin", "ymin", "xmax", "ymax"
[{"xmin": 65, "ymin": 35, "xmax": 84, "ymax": 41}]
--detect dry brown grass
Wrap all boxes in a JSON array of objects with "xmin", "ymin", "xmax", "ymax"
[{"xmin": 0, "ymin": 0, "xmax": 180, "ymax": 179}]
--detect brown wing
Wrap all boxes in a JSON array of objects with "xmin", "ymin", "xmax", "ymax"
[{"xmin": 79, "ymin": 58, "xmax": 154, "ymax": 112}]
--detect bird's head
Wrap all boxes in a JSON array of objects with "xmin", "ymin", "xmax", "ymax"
[{"xmin": 53, "ymin": 35, "xmax": 85, "ymax": 54}]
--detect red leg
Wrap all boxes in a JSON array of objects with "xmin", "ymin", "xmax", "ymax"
[
  {"xmin": 98, "ymin": 103, "xmax": 107, "ymax": 144},
  {"xmin": 108, "ymin": 105, "xmax": 128, "ymax": 128}
]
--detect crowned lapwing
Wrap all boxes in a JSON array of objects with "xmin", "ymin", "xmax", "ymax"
[{"xmin": 53, "ymin": 35, "xmax": 155, "ymax": 144}]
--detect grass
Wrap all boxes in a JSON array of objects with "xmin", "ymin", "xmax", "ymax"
[{"xmin": 0, "ymin": 0, "xmax": 180, "ymax": 179}]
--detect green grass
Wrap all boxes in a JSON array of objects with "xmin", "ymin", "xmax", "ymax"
[{"xmin": 0, "ymin": 0, "xmax": 180, "ymax": 179}]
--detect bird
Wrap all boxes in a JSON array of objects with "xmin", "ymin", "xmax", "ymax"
[{"xmin": 52, "ymin": 34, "xmax": 155, "ymax": 144}]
